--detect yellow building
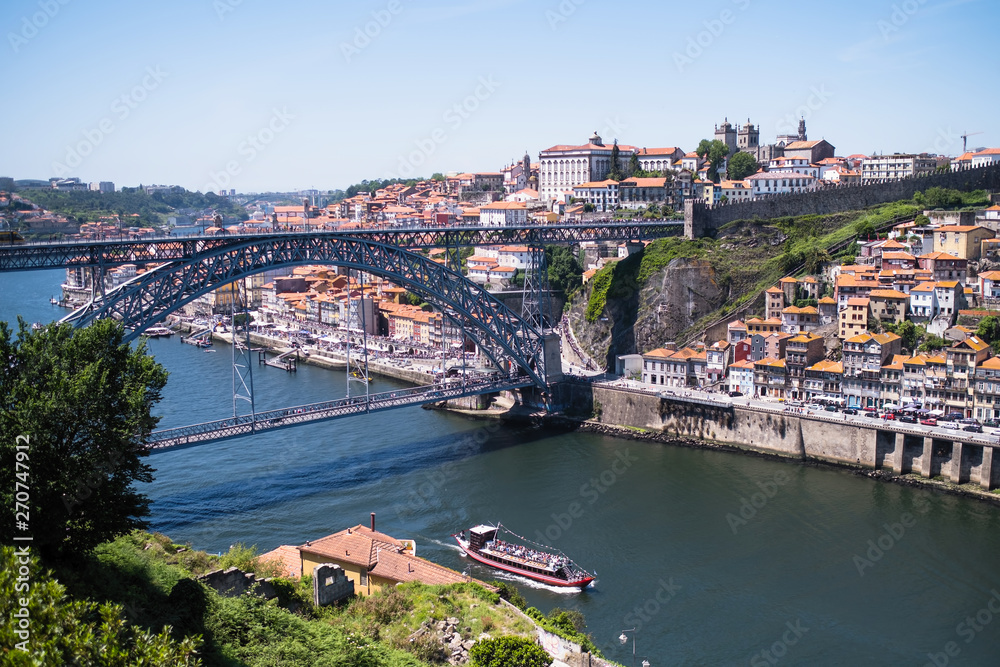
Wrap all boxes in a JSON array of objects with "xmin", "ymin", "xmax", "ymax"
[
  {"xmin": 933, "ymin": 225, "xmax": 994, "ymax": 260},
  {"xmin": 839, "ymin": 297, "xmax": 870, "ymax": 340},
  {"xmin": 291, "ymin": 521, "xmax": 483, "ymax": 596}
]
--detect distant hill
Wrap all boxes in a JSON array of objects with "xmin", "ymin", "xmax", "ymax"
[{"xmin": 12, "ymin": 187, "xmax": 247, "ymax": 228}]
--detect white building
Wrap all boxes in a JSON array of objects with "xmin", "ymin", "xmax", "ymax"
[
  {"xmin": 538, "ymin": 132, "xmax": 634, "ymax": 201},
  {"xmin": 479, "ymin": 201, "xmax": 527, "ymax": 227},
  {"xmin": 861, "ymin": 154, "xmax": 936, "ymax": 181},
  {"xmin": 971, "ymin": 148, "xmax": 1000, "ymax": 168},
  {"xmin": 746, "ymin": 171, "xmax": 818, "ymax": 198},
  {"xmin": 572, "ymin": 180, "xmax": 619, "ymax": 212},
  {"xmin": 766, "ymin": 156, "xmax": 818, "ymax": 178},
  {"xmin": 634, "ymin": 147, "xmax": 684, "ymax": 173},
  {"xmin": 89, "ymin": 181, "xmax": 115, "ymax": 193}
]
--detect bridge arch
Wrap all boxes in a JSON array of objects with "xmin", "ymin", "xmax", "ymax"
[{"xmin": 62, "ymin": 236, "xmax": 548, "ymax": 386}]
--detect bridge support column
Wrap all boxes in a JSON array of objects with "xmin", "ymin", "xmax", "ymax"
[
  {"xmin": 891, "ymin": 433, "xmax": 905, "ymax": 474},
  {"xmin": 982, "ymin": 446, "xmax": 996, "ymax": 491},
  {"xmin": 543, "ymin": 332, "xmax": 563, "ymax": 385},
  {"xmin": 920, "ymin": 437, "xmax": 934, "ymax": 478},
  {"xmin": 948, "ymin": 441, "xmax": 964, "ymax": 484}
]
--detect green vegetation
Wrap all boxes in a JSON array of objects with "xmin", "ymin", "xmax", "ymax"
[
  {"xmin": 0, "ymin": 546, "xmax": 202, "ymax": 665},
  {"xmin": 14, "ymin": 187, "xmax": 246, "ymax": 227},
  {"xmin": 695, "ymin": 139, "xmax": 730, "ymax": 183},
  {"xmin": 726, "ymin": 152, "xmax": 759, "ymax": 181},
  {"xmin": 546, "ymin": 245, "xmax": 583, "ymax": 294},
  {"xmin": 585, "ymin": 263, "xmax": 616, "ymax": 322},
  {"xmin": 469, "ymin": 636, "xmax": 552, "ymax": 667},
  {"xmin": 10, "ymin": 529, "xmax": 589, "ymax": 666},
  {"xmin": 0, "ymin": 319, "xmax": 167, "ymax": 561},
  {"xmin": 913, "ymin": 187, "xmax": 989, "ymax": 209}
]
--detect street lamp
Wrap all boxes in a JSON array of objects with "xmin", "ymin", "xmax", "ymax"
[{"xmin": 619, "ymin": 628, "xmax": 649, "ymax": 667}]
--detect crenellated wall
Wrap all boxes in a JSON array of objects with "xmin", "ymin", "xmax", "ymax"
[{"xmin": 685, "ymin": 163, "xmax": 1000, "ymax": 238}]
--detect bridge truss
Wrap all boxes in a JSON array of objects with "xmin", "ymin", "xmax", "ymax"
[{"xmin": 61, "ymin": 235, "xmax": 551, "ymax": 387}]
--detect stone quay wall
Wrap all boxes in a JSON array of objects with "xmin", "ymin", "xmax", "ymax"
[{"xmin": 557, "ymin": 382, "xmax": 1000, "ymax": 491}]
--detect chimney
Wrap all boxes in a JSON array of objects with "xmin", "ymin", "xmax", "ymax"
[{"xmin": 371, "ymin": 512, "xmax": 376, "ymax": 532}]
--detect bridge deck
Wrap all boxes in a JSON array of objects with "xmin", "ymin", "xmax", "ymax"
[
  {"xmin": 147, "ymin": 376, "xmax": 532, "ymax": 451},
  {"xmin": 0, "ymin": 222, "xmax": 681, "ymax": 272}
]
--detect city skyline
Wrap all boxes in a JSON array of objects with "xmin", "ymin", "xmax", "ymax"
[{"xmin": 2, "ymin": 0, "xmax": 996, "ymax": 193}]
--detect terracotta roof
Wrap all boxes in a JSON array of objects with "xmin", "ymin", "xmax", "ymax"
[
  {"xmin": 979, "ymin": 357, "xmax": 1000, "ymax": 370},
  {"xmin": 869, "ymin": 289, "xmax": 909, "ymax": 299},
  {"xmin": 643, "ymin": 347, "xmax": 675, "ymax": 359},
  {"xmin": 259, "ymin": 545, "xmax": 303, "ymax": 578},
  {"xmin": 300, "ymin": 524, "xmax": 404, "ymax": 569},
  {"xmin": 807, "ymin": 359, "xmax": 843, "ymax": 373}
]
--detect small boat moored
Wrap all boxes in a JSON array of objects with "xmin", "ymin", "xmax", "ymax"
[
  {"xmin": 453, "ymin": 523, "xmax": 595, "ymax": 589},
  {"xmin": 144, "ymin": 326, "xmax": 174, "ymax": 337}
]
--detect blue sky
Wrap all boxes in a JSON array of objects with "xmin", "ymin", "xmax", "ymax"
[{"xmin": 1, "ymin": 0, "xmax": 995, "ymax": 193}]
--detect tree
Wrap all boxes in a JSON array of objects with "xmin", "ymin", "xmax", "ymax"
[
  {"xmin": 469, "ymin": 636, "xmax": 552, "ymax": 667},
  {"xmin": 726, "ymin": 151, "xmax": 760, "ymax": 180},
  {"xmin": 546, "ymin": 245, "xmax": 583, "ymax": 294},
  {"xmin": 695, "ymin": 139, "xmax": 730, "ymax": 183},
  {"xmin": 914, "ymin": 214, "xmax": 930, "ymax": 227},
  {"xmin": 0, "ymin": 319, "xmax": 168, "ymax": 561},
  {"xmin": 628, "ymin": 152, "xmax": 640, "ymax": 177},
  {"xmin": 608, "ymin": 141, "xmax": 623, "ymax": 181},
  {"xmin": 976, "ymin": 316, "xmax": 1000, "ymax": 345},
  {"xmin": 0, "ymin": 546, "xmax": 202, "ymax": 664},
  {"xmin": 919, "ymin": 334, "xmax": 946, "ymax": 352},
  {"xmin": 431, "ymin": 172, "xmax": 445, "ymax": 181},
  {"xmin": 884, "ymin": 320, "xmax": 925, "ymax": 351}
]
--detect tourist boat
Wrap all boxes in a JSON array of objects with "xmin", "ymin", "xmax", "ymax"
[
  {"xmin": 453, "ymin": 523, "xmax": 595, "ymax": 589},
  {"xmin": 144, "ymin": 326, "xmax": 174, "ymax": 337}
]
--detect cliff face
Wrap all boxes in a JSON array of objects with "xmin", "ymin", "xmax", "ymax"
[{"xmin": 567, "ymin": 256, "xmax": 725, "ymax": 370}]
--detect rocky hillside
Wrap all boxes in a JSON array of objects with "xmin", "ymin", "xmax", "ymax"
[{"xmin": 566, "ymin": 199, "xmax": 932, "ymax": 369}]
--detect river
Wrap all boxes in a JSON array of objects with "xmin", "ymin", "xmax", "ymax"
[{"xmin": 4, "ymin": 269, "xmax": 1000, "ymax": 665}]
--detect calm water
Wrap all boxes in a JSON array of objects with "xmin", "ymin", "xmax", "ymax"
[{"xmin": 5, "ymin": 270, "xmax": 1000, "ymax": 665}]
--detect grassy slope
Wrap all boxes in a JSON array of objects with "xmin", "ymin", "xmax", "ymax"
[{"xmin": 52, "ymin": 531, "xmax": 598, "ymax": 667}]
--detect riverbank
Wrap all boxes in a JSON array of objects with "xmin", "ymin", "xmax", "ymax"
[
  {"xmin": 172, "ymin": 320, "xmax": 441, "ymax": 386},
  {"xmin": 431, "ymin": 394, "xmax": 1000, "ymax": 508}
]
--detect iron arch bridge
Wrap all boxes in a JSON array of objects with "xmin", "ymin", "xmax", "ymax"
[
  {"xmin": 61, "ymin": 235, "xmax": 552, "ymax": 387},
  {"xmin": 0, "ymin": 222, "xmax": 681, "ymax": 272}
]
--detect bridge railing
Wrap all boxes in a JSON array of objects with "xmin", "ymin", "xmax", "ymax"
[{"xmin": 147, "ymin": 375, "xmax": 533, "ymax": 450}]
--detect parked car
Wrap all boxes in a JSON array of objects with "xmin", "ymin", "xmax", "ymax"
[
  {"xmin": 881, "ymin": 412, "xmax": 896, "ymax": 420},
  {"xmin": 825, "ymin": 405, "xmax": 838, "ymax": 412},
  {"xmin": 920, "ymin": 418, "xmax": 938, "ymax": 426},
  {"xmin": 843, "ymin": 408, "xmax": 858, "ymax": 415},
  {"xmin": 941, "ymin": 421, "xmax": 959, "ymax": 430},
  {"xmin": 983, "ymin": 419, "xmax": 999, "ymax": 428},
  {"xmin": 728, "ymin": 391, "xmax": 743, "ymax": 397},
  {"xmin": 899, "ymin": 415, "xmax": 917, "ymax": 424},
  {"xmin": 959, "ymin": 418, "xmax": 979, "ymax": 425},
  {"xmin": 807, "ymin": 403, "xmax": 823, "ymax": 411},
  {"xmin": 963, "ymin": 424, "xmax": 983, "ymax": 433},
  {"xmin": 863, "ymin": 410, "xmax": 879, "ymax": 418}
]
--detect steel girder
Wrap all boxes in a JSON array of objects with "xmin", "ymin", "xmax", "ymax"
[
  {"xmin": 147, "ymin": 376, "xmax": 533, "ymax": 450},
  {"xmin": 61, "ymin": 236, "xmax": 549, "ymax": 387},
  {"xmin": 0, "ymin": 222, "xmax": 682, "ymax": 272}
]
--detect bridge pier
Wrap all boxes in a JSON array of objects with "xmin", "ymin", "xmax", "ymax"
[
  {"xmin": 982, "ymin": 446, "xmax": 996, "ymax": 491},
  {"xmin": 891, "ymin": 433, "xmax": 905, "ymax": 474},
  {"xmin": 921, "ymin": 437, "xmax": 934, "ymax": 478},
  {"xmin": 948, "ymin": 442, "xmax": 965, "ymax": 485}
]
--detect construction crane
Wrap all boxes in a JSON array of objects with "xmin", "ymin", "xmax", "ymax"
[{"xmin": 961, "ymin": 131, "xmax": 983, "ymax": 153}]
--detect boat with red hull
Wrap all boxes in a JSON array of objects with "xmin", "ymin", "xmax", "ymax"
[{"xmin": 453, "ymin": 524, "xmax": 595, "ymax": 589}]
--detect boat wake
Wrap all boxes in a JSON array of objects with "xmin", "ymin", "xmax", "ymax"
[{"xmin": 481, "ymin": 568, "xmax": 591, "ymax": 595}]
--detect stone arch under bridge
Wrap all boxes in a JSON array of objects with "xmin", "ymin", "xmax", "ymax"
[{"xmin": 61, "ymin": 236, "xmax": 555, "ymax": 387}]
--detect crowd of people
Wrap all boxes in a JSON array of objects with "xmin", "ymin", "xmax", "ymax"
[{"xmin": 488, "ymin": 539, "xmax": 569, "ymax": 571}]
